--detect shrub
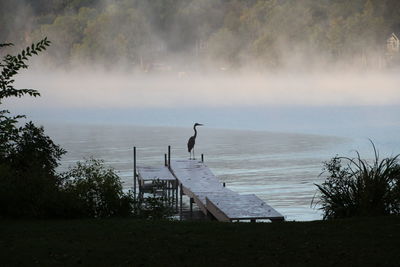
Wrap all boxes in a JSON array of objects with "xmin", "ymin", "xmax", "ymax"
[
  {"xmin": 0, "ymin": 38, "xmax": 64, "ymax": 218},
  {"xmin": 61, "ymin": 158, "xmax": 135, "ymax": 218},
  {"xmin": 314, "ymin": 143, "xmax": 400, "ymax": 219},
  {"xmin": 0, "ymin": 122, "xmax": 66, "ymax": 218},
  {"xmin": 61, "ymin": 159, "xmax": 175, "ymax": 219}
]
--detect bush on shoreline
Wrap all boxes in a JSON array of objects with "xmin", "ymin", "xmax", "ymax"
[
  {"xmin": 0, "ymin": 38, "xmax": 66, "ymax": 219},
  {"xmin": 60, "ymin": 158, "xmax": 134, "ymax": 218},
  {"xmin": 0, "ymin": 122, "xmax": 66, "ymax": 218},
  {"xmin": 314, "ymin": 143, "xmax": 400, "ymax": 219}
]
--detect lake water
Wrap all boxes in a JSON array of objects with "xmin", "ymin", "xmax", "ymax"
[
  {"xmin": 41, "ymin": 121, "xmax": 394, "ymax": 222},
  {"xmin": 6, "ymin": 70, "xmax": 400, "ymax": 221},
  {"xmin": 9, "ymin": 102, "xmax": 396, "ymax": 221}
]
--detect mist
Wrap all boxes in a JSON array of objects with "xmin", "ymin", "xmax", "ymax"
[
  {"xmin": 5, "ymin": 69, "xmax": 400, "ymax": 109},
  {"xmin": 3, "ymin": 69, "xmax": 399, "ymax": 153}
]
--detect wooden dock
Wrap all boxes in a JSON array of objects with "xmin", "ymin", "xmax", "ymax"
[
  {"xmin": 206, "ymin": 194, "xmax": 284, "ymax": 222},
  {"xmin": 170, "ymin": 159, "xmax": 284, "ymax": 222},
  {"xmin": 134, "ymin": 147, "xmax": 284, "ymax": 222}
]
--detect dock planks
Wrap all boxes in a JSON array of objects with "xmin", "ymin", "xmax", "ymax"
[
  {"xmin": 170, "ymin": 159, "xmax": 284, "ymax": 222},
  {"xmin": 206, "ymin": 194, "xmax": 284, "ymax": 222},
  {"xmin": 170, "ymin": 160, "xmax": 225, "ymax": 195}
]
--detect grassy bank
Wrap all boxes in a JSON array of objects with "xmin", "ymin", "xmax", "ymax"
[{"xmin": 1, "ymin": 216, "xmax": 399, "ymax": 266}]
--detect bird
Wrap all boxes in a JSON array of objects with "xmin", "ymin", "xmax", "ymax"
[{"xmin": 187, "ymin": 123, "xmax": 203, "ymax": 160}]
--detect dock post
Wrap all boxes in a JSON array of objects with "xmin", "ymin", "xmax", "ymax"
[
  {"xmin": 133, "ymin": 146, "xmax": 136, "ymax": 200},
  {"xmin": 164, "ymin": 153, "xmax": 167, "ymax": 166},
  {"xmin": 223, "ymin": 182, "xmax": 226, "ymax": 187},
  {"xmin": 201, "ymin": 154, "xmax": 204, "ymax": 162},
  {"xmin": 168, "ymin": 145, "xmax": 171, "ymax": 168},
  {"xmin": 175, "ymin": 180, "xmax": 178, "ymax": 212},
  {"xmin": 179, "ymin": 183, "xmax": 183, "ymax": 220},
  {"xmin": 190, "ymin": 198, "xmax": 193, "ymax": 218},
  {"xmin": 167, "ymin": 181, "xmax": 171, "ymax": 201}
]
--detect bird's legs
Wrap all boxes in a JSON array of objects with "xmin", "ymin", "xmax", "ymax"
[
  {"xmin": 188, "ymin": 149, "xmax": 195, "ymax": 160},
  {"xmin": 188, "ymin": 149, "xmax": 197, "ymax": 160}
]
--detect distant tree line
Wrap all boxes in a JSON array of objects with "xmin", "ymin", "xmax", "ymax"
[{"xmin": 1, "ymin": 0, "xmax": 400, "ymax": 70}]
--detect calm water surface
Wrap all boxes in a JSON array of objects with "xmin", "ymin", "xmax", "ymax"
[
  {"xmin": 9, "ymin": 72, "xmax": 400, "ymax": 221},
  {"xmin": 43, "ymin": 123, "xmax": 358, "ymax": 221}
]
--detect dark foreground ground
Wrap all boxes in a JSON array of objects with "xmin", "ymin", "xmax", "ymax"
[{"xmin": 1, "ymin": 216, "xmax": 399, "ymax": 266}]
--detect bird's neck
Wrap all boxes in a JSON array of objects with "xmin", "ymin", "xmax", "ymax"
[{"xmin": 193, "ymin": 125, "xmax": 198, "ymax": 138}]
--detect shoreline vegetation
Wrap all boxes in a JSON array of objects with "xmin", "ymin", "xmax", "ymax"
[{"xmin": 1, "ymin": 216, "xmax": 399, "ymax": 266}]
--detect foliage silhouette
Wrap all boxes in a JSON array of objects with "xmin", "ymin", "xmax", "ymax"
[
  {"xmin": 61, "ymin": 158, "xmax": 134, "ymax": 218},
  {"xmin": 0, "ymin": 38, "xmax": 67, "ymax": 218},
  {"xmin": 0, "ymin": 123, "xmax": 66, "ymax": 218},
  {"xmin": 314, "ymin": 142, "xmax": 400, "ymax": 219}
]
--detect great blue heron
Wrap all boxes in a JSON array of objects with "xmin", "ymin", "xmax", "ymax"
[{"xmin": 187, "ymin": 123, "xmax": 203, "ymax": 159}]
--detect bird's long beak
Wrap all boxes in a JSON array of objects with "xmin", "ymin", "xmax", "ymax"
[{"xmin": 199, "ymin": 124, "xmax": 204, "ymax": 126}]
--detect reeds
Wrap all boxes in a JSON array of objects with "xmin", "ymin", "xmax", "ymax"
[{"xmin": 314, "ymin": 142, "xmax": 400, "ymax": 219}]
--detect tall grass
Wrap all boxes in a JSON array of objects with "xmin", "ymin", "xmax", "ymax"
[{"xmin": 314, "ymin": 142, "xmax": 400, "ymax": 219}]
